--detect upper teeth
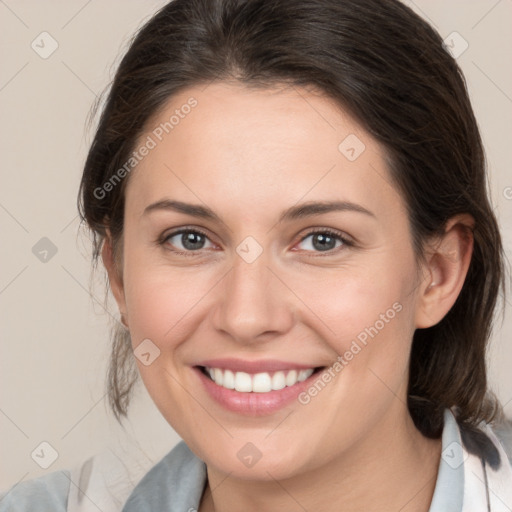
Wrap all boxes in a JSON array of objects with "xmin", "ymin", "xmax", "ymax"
[{"xmin": 205, "ymin": 367, "xmax": 315, "ymax": 393}]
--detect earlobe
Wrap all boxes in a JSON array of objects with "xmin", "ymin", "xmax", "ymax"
[
  {"xmin": 101, "ymin": 230, "xmax": 128, "ymax": 324},
  {"xmin": 415, "ymin": 214, "xmax": 474, "ymax": 329}
]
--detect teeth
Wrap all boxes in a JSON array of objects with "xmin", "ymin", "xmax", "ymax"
[
  {"xmin": 285, "ymin": 370, "xmax": 298, "ymax": 386},
  {"xmin": 234, "ymin": 372, "xmax": 252, "ymax": 392},
  {"xmin": 297, "ymin": 369, "xmax": 312, "ymax": 382},
  {"xmin": 271, "ymin": 371, "xmax": 286, "ymax": 390},
  {"xmin": 205, "ymin": 367, "xmax": 315, "ymax": 392},
  {"xmin": 223, "ymin": 369, "xmax": 235, "ymax": 390},
  {"xmin": 214, "ymin": 368, "xmax": 223, "ymax": 386},
  {"xmin": 252, "ymin": 373, "xmax": 272, "ymax": 393}
]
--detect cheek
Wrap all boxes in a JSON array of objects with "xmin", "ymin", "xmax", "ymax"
[
  {"xmin": 297, "ymin": 263, "xmax": 411, "ymax": 349},
  {"xmin": 125, "ymin": 275, "xmax": 170, "ymax": 345},
  {"xmin": 296, "ymin": 258, "xmax": 417, "ymax": 403},
  {"xmin": 124, "ymin": 268, "xmax": 204, "ymax": 349}
]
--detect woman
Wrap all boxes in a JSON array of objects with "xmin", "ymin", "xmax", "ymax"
[{"xmin": 2, "ymin": 0, "xmax": 511, "ymax": 510}]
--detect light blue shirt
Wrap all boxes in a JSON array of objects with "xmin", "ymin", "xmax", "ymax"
[{"xmin": 1, "ymin": 409, "xmax": 511, "ymax": 511}]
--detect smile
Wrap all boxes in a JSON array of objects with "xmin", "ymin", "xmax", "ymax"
[
  {"xmin": 202, "ymin": 366, "xmax": 316, "ymax": 393},
  {"xmin": 194, "ymin": 359, "xmax": 327, "ymax": 415}
]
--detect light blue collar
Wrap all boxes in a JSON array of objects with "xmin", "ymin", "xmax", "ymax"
[{"xmin": 122, "ymin": 441, "xmax": 207, "ymax": 512}]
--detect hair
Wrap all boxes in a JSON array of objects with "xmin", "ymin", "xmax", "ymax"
[{"xmin": 78, "ymin": 0, "xmax": 506, "ymax": 437}]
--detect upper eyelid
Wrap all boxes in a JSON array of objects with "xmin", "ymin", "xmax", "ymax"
[
  {"xmin": 298, "ymin": 228, "xmax": 352, "ymax": 242},
  {"xmin": 162, "ymin": 227, "xmax": 216, "ymax": 247}
]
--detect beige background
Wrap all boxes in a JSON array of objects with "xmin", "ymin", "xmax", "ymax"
[{"xmin": 1, "ymin": 0, "xmax": 511, "ymax": 491}]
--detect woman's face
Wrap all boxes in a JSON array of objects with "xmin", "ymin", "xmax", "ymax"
[{"xmin": 114, "ymin": 82, "xmax": 428, "ymax": 479}]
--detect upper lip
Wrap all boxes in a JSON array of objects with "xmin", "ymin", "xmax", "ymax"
[{"xmin": 196, "ymin": 358, "xmax": 323, "ymax": 374}]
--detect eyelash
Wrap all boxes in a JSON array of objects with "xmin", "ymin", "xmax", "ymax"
[
  {"xmin": 295, "ymin": 228, "xmax": 354, "ymax": 256},
  {"xmin": 158, "ymin": 226, "xmax": 354, "ymax": 257}
]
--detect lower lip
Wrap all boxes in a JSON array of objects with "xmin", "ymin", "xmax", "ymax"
[{"xmin": 194, "ymin": 367, "xmax": 321, "ymax": 416}]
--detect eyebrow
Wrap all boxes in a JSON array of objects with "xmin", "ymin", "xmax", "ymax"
[{"xmin": 142, "ymin": 199, "xmax": 376, "ymax": 223}]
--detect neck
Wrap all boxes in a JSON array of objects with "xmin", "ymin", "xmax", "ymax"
[{"xmin": 199, "ymin": 407, "xmax": 442, "ymax": 512}]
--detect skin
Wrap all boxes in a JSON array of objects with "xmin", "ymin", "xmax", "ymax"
[{"xmin": 102, "ymin": 82, "xmax": 474, "ymax": 512}]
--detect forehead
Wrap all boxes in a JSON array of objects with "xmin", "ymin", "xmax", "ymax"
[{"xmin": 125, "ymin": 82, "xmax": 404, "ymax": 224}]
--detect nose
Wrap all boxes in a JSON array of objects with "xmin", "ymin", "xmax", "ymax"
[{"xmin": 211, "ymin": 251, "xmax": 295, "ymax": 344}]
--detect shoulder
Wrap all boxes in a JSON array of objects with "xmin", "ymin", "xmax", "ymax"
[
  {"xmin": 0, "ymin": 440, "xmax": 200, "ymax": 512},
  {"xmin": 0, "ymin": 470, "xmax": 70, "ymax": 512},
  {"xmin": 121, "ymin": 441, "xmax": 207, "ymax": 511}
]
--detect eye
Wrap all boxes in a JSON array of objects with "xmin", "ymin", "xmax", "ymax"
[
  {"xmin": 161, "ymin": 228, "xmax": 216, "ymax": 254},
  {"xmin": 159, "ymin": 227, "xmax": 353, "ymax": 256},
  {"xmin": 294, "ymin": 229, "xmax": 352, "ymax": 254}
]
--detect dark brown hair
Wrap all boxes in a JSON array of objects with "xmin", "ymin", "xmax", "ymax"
[{"xmin": 78, "ymin": 0, "xmax": 506, "ymax": 437}]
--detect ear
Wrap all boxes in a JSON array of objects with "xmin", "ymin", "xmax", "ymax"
[
  {"xmin": 101, "ymin": 229, "xmax": 128, "ymax": 327},
  {"xmin": 415, "ymin": 214, "xmax": 474, "ymax": 329}
]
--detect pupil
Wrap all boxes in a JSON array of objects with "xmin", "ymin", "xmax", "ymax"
[
  {"xmin": 313, "ymin": 233, "xmax": 335, "ymax": 251},
  {"xmin": 182, "ymin": 232, "xmax": 204, "ymax": 250}
]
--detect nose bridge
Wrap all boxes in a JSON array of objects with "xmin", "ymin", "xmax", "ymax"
[{"xmin": 212, "ymin": 247, "xmax": 294, "ymax": 343}]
